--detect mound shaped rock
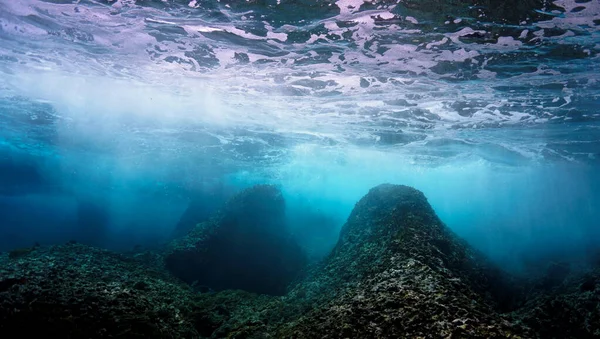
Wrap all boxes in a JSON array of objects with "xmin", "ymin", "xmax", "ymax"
[
  {"xmin": 275, "ymin": 184, "xmax": 524, "ymax": 337},
  {"xmin": 182, "ymin": 184, "xmax": 527, "ymax": 337},
  {"xmin": 165, "ymin": 185, "xmax": 306, "ymax": 296},
  {"xmin": 9, "ymin": 184, "xmax": 595, "ymax": 338},
  {"xmin": 0, "ymin": 243, "xmax": 200, "ymax": 338}
]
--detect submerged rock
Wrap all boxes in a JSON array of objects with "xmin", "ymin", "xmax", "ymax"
[
  {"xmin": 164, "ymin": 184, "xmax": 306, "ymax": 296},
  {"xmin": 186, "ymin": 184, "xmax": 527, "ymax": 337},
  {"xmin": 541, "ymin": 261, "xmax": 571, "ymax": 289},
  {"xmin": 3, "ymin": 183, "xmax": 596, "ymax": 338},
  {"xmin": 274, "ymin": 184, "xmax": 525, "ymax": 337},
  {"xmin": 0, "ymin": 243, "xmax": 200, "ymax": 337},
  {"xmin": 515, "ymin": 267, "xmax": 600, "ymax": 338}
]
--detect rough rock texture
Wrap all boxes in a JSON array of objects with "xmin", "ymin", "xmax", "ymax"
[
  {"xmin": 165, "ymin": 185, "xmax": 306, "ymax": 296},
  {"xmin": 514, "ymin": 266, "xmax": 600, "ymax": 338},
  {"xmin": 3, "ymin": 183, "xmax": 598, "ymax": 338},
  {"xmin": 274, "ymin": 184, "xmax": 526, "ymax": 337},
  {"xmin": 182, "ymin": 184, "xmax": 529, "ymax": 338},
  {"xmin": 0, "ymin": 243, "xmax": 200, "ymax": 338}
]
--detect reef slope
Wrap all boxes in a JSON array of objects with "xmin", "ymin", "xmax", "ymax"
[{"xmin": 1, "ymin": 184, "xmax": 598, "ymax": 338}]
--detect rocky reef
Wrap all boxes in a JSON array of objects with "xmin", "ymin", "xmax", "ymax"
[
  {"xmin": 513, "ymin": 264, "xmax": 600, "ymax": 338},
  {"xmin": 0, "ymin": 242, "xmax": 200, "ymax": 337},
  {"xmin": 0, "ymin": 183, "xmax": 598, "ymax": 338},
  {"xmin": 164, "ymin": 184, "xmax": 306, "ymax": 296},
  {"xmin": 274, "ymin": 184, "xmax": 526, "ymax": 337}
]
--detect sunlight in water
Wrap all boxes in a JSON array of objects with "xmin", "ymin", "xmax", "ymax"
[{"xmin": 0, "ymin": 0, "xmax": 599, "ymax": 336}]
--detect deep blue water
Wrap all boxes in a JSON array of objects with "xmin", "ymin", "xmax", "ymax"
[{"xmin": 0, "ymin": 0, "xmax": 599, "ymax": 274}]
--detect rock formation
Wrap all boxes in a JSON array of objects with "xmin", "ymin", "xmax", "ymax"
[
  {"xmin": 0, "ymin": 243, "xmax": 199, "ymax": 337},
  {"xmin": 186, "ymin": 184, "xmax": 528, "ymax": 337},
  {"xmin": 165, "ymin": 184, "xmax": 306, "ymax": 296},
  {"xmin": 277, "ymin": 184, "xmax": 525, "ymax": 337},
  {"xmin": 1, "ymin": 183, "xmax": 597, "ymax": 338}
]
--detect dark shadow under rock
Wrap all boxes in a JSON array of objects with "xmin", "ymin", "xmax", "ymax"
[
  {"xmin": 0, "ymin": 243, "xmax": 200, "ymax": 338},
  {"xmin": 164, "ymin": 185, "xmax": 306, "ymax": 296}
]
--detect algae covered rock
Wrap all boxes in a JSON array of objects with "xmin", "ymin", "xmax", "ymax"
[
  {"xmin": 183, "ymin": 184, "xmax": 528, "ymax": 338},
  {"xmin": 514, "ymin": 266, "xmax": 600, "ymax": 338},
  {"xmin": 0, "ymin": 243, "xmax": 200, "ymax": 338},
  {"xmin": 7, "ymin": 183, "xmax": 580, "ymax": 338},
  {"xmin": 278, "ymin": 184, "xmax": 526, "ymax": 337},
  {"xmin": 165, "ymin": 184, "xmax": 306, "ymax": 296}
]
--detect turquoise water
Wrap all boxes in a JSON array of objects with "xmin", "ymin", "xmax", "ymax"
[{"xmin": 0, "ymin": 0, "xmax": 599, "ymax": 273}]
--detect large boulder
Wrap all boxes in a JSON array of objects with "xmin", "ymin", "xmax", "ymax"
[
  {"xmin": 3, "ymin": 183, "xmax": 597, "ymax": 338},
  {"xmin": 0, "ymin": 243, "xmax": 200, "ymax": 337},
  {"xmin": 274, "ymin": 184, "xmax": 525, "ymax": 337},
  {"xmin": 164, "ymin": 185, "xmax": 306, "ymax": 296},
  {"xmin": 13, "ymin": 184, "xmax": 599, "ymax": 337},
  {"xmin": 185, "ymin": 184, "xmax": 528, "ymax": 337}
]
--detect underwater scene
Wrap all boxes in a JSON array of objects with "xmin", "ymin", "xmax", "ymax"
[{"xmin": 0, "ymin": 0, "xmax": 599, "ymax": 337}]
